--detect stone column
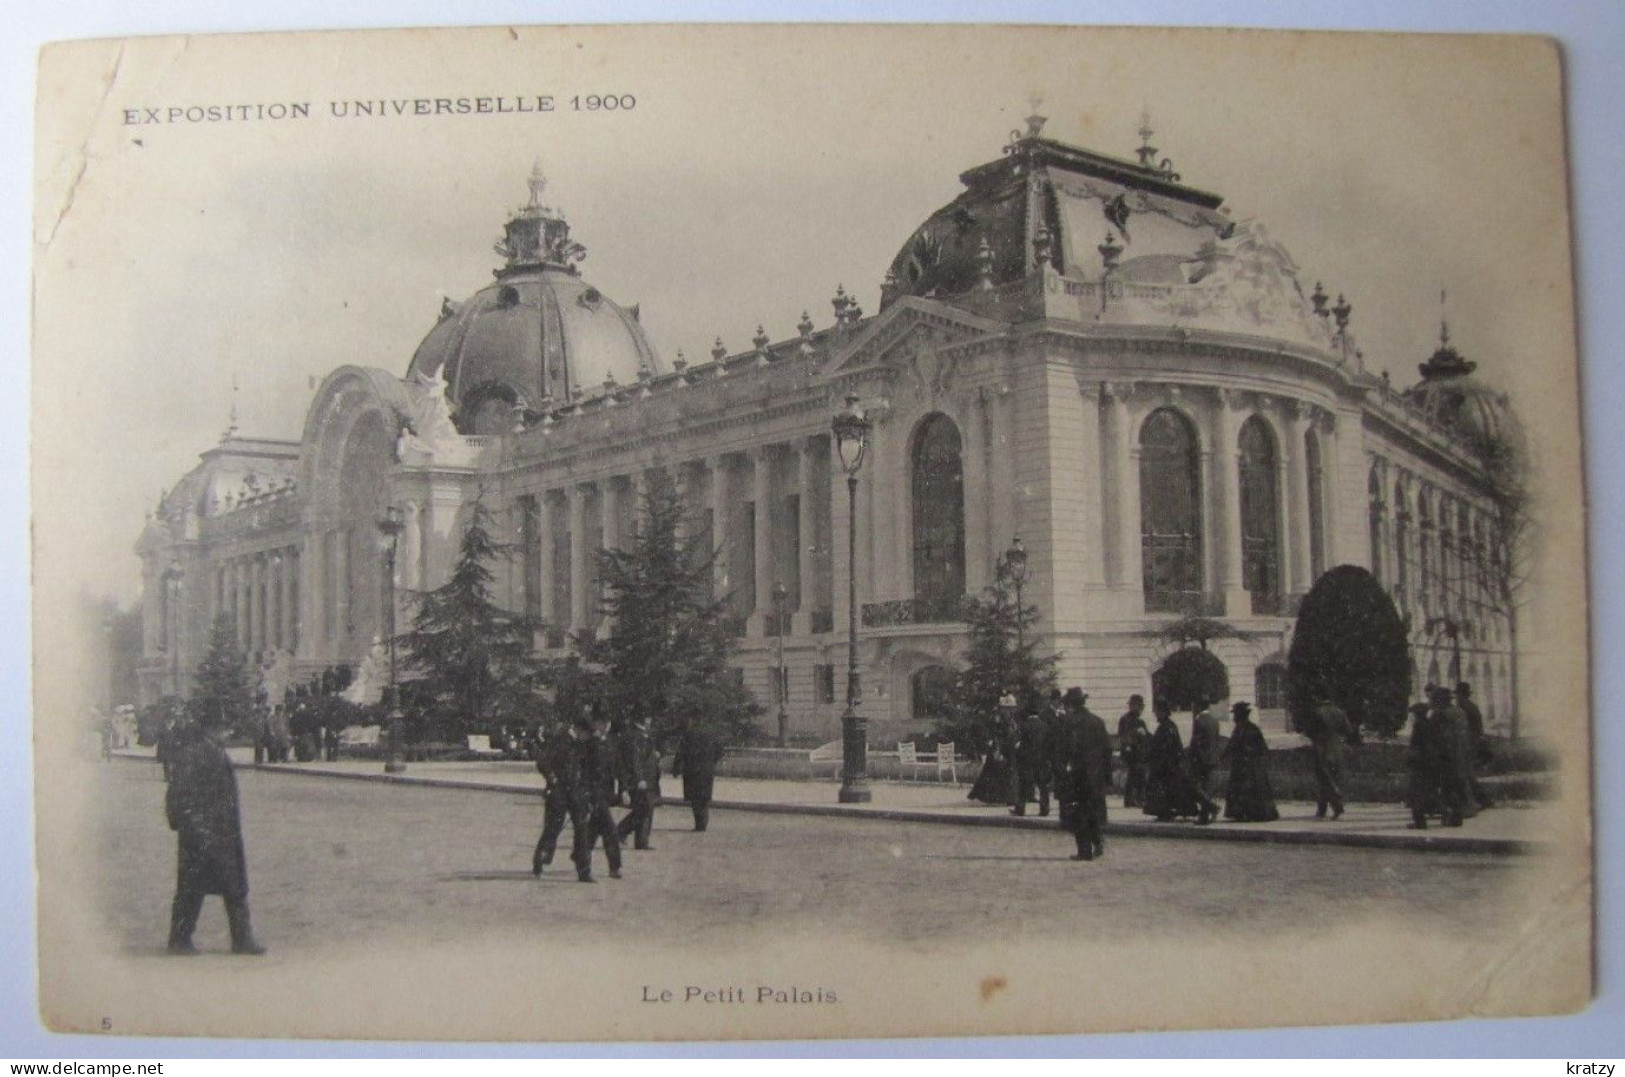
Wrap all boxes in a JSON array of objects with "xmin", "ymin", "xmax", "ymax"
[
  {"xmin": 828, "ymin": 441, "xmax": 852, "ymax": 642},
  {"xmin": 569, "ymin": 484, "xmax": 588, "ymax": 633},
  {"xmin": 334, "ymin": 529, "xmax": 351, "ymax": 642},
  {"xmin": 235, "ymin": 559, "xmax": 249, "ymax": 650},
  {"xmin": 281, "ymin": 547, "xmax": 296, "ymax": 652},
  {"xmin": 795, "ymin": 437, "xmax": 818, "ymax": 633},
  {"xmin": 1106, "ymin": 384, "xmax": 1143, "ymax": 611},
  {"xmin": 1319, "ymin": 411, "xmax": 1342, "ymax": 567},
  {"xmin": 1214, "ymin": 389, "xmax": 1249, "ymax": 616},
  {"xmin": 708, "ymin": 456, "xmax": 730, "ymax": 600},
  {"xmin": 1285, "ymin": 404, "xmax": 1314, "ymax": 597},
  {"xmin": 537, "ymin": 493, "xmax": 556, "ymax": 631},
  {"xmin": 250, "ymin": 555, "xmax": 264, "ymax": 656},
  {"xmin": 751, "ymin": 445, "xmax": 775, "ymax": 636},
  {"xmin": 600, "ymin": 477, "xmax": 623, "ymax": 637}
]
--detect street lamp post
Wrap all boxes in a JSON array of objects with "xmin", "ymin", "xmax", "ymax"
[
  {"xmin": 773, "ymin": 580, "xmax": 789, "ymax": 748},
  {"xmin": 377, "ymin": 505, "xmax": 406, "ymax": 774},
  {"xmin": 831, "ymin": 393, "xmax": 873, "ymax": 804}
]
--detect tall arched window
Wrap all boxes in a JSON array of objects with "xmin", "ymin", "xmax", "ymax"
[
  {"xmin": 1140, "ymin": 408, "xmax": 1204, "ymax": 610},
  {"xmin": 1239, "ymin": 416, "xmax": 1282, "ymax": 614},
  {"xmin": 911, "ymin": 413, "xmax": 966, "ymax": 612},
  {"xmin": 1367, "ymin": 466, "xmax": 1385, "ymax": 584},
  {"xmin": 1306, "ymin": 430, "xmax": 1326, "ymax": 581},
  {"xmin": 1393, "ymin": 479, "xmax": 1411, "ymax": 609},
  {"xmin": 1418, "ymin": 494, "xmax": 1435, "ymax": 614}
]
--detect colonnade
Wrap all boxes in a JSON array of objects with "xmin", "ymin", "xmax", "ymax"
[{"xmin": 212, "ymin": 545, "xmax": 300, "ymax": 659}]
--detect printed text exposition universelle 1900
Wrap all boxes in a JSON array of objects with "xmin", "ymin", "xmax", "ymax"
[{"xmin": 121, "ymin": 95, "xmax": 637, "ymax": 126}]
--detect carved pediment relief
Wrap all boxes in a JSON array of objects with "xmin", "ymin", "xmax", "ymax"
[{"xmin": 821, "ymin": 296, "xmax": 1003, "ymax": 391}]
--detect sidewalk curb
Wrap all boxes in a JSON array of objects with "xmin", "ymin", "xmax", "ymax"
[{"xmin": 114, "ymin": 755, "xmax": 1545, "ymax": 856}]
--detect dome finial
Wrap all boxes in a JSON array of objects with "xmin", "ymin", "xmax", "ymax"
[
  {"xmin": 1439, "ymin": 286, "xmax": 1451, "ymax": 348},
  {"xmin": 1024, "ymin": 93, "xmax": 1047, "ymax": 138},
  {"xmin": 221, "ymin": 372, "xmax": 240, "ymax": 442},
  {"xmin": 526, "ymin": 158, "xmax": 548, "ymax": 210}
]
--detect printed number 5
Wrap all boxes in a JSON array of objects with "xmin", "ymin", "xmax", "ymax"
[{"xmin": 101, "ymin": 1017, "xmax": 112, "ymax": 1031}]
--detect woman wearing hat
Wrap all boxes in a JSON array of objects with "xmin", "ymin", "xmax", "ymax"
[
  {"xmin": 968, "ymin": 694, "xmax": 1019, "ymax": 805},
  {"xmin": 1222, "ymin": 701, "xmax": 1279, "ymax": 823},
  {"xmin": 1143, "ymin": 699, "xmax": 1202, "ymax": 822}
]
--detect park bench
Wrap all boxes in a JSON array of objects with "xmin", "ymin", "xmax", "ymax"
[{"xmin": 808, "ymin": 739, "xmax": 843, "ymax": 778}]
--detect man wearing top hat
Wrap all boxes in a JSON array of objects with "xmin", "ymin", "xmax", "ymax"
[
  {"xmin": 1011, "ymin": 695, "xmax": 1052, "ymax": 817},
  {"xmin": 164, "ymin": 711, "xmax": 266, "ymax": 955},
  {"xmin": 568, "ymin": 707, "xmax": 623, "ymax": 882}
]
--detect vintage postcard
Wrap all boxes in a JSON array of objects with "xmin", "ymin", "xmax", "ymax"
[{"xmin": 31, "ymin": 25, "xmax": 1591, "ymax": 1042}]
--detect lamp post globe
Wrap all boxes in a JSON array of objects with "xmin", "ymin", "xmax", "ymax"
[{"xmin": 831, "ymin": 392, "xmax": 872, "ymax": 804}]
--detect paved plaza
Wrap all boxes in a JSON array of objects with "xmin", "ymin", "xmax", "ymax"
[{"xmin": 85, "ymin": 760, "xmax": 1537, "ymax": 959}]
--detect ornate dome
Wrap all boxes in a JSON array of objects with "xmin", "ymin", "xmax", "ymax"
[
  {"xmin": 1402, "ymin": 324, "xmax": 1520, "ymax": 449},
  {"xmin": 879, "ymin": 114, "xmax": 1339, "ymax": 351},
  {"xmin": 406, "ymin": 163, "xmax": 662, "ymax": 434}
]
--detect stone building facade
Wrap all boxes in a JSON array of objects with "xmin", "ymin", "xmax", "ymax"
[{"xmin": 136, "ymin": 115, "xmax": 1518, "ymax": 741}]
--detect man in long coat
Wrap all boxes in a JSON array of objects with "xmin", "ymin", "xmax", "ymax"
[
  {"xmin": 532, "ymin": 720, "xmax": 575, "ymax": 874},
  {"xmin": 1456, "ymin": 681, "xmax": 1495, "ymax": 810},
  {"xmin": 672, "ymin": 717, "xmax": 723, "ymax": 832},
  {"xmin": 1011, "ymin": 701, "xmax": 1052, "ymax": 817},
  {"xmin": 1405, "ymin": 701, "xmax": 1443, "ymax": 829},
  {"xmin": 1222, "ymin": 701, "xmax": 1278, "ymax": 822},
  {"xmin": 1430, "ymin": 685, "xmax": 1479, "ymax": 828},
  {"xmin": 1305, "ymin": 694, "xmax": 1354, "ymax": 820},
  {"xmin": 1064, "ymin": 687, "xmax": 1112, "ymax": 861},
  {"xmin": 1116, "ymin": 695, "xmax": 1151, "ymax": 809},
  {"xmin": 165, "ymin": 716, "xmax": 265, "ymax": 955},
  {"xmin": 569, "ymin": 712, "xmax": 623, "ymax": 882},
  {"xmin": 615, "ymin": 716, "xmax": 663, "ymax": 850},
  {"xmin": 1187, "ymin": 698, "xmax": 1222, "ymax": 825}
]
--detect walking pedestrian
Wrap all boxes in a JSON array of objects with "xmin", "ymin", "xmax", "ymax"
[
  {"xmin": 569, "ymin": 711, "xmax": 623, "ymax": 883},
  {"xmin": 1064, "ymin": 687, "xmax": 1112, "ymax": 861},
  {"xmin": 1304, "ymin": 693, "xmax": 1353, "ymax": 820},
  {"xmin": 532, "ymin": 720, "xmax": 574, "ymax": 875},
  {"xmin": 1011, "ymin": 699, "xmax": 1052, "ymax": 817},
  {"xmin": 1222, "ymin": 702, "xmax": 1278, "ymax": 822},
  {"xmin": 1456, "ymin": 682, "xmax": 1495, "ymax": 810},
  {"xmin": 1187, "ymin": 698, "xmax": 1222, "ymax": 825},
  {"xmin": 164, "ymin": 713, "xmax": 265, "ymax": 955},
  {"xmin": 1405, "ymin": 701, "xmax": 1443, "ymax": 830},
  {"xmin": 1117, "ymin": 695, "xmax": 1151, "ymax": 809},
  {"xmin": 1143, "ymin": 699, "xmax": 1201, "ymax": 822},
  {"xmin": 615, "ymin": 716, "xmax": 662, "ymax": 850},
  {"xmin": 672, "ymin": 717, "xmax": 723, "ymax": 832},
  {"xmin": 969, "ymin": 695, "xmax": 1019, "ymax": 806},
  {"xmin": 1431, "ymin": 685, "xmax": 1479, "ymax": 828}
]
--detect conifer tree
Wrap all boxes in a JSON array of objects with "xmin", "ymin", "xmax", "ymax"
[
  {"xmin": 573, "ymin": 471, "xmax": 761, "ymax": 744},
  {"xmin": 398, "ymin": 497, "xmax": 544, "ymax": 739},
  {"xmin": 190, "ymin": 613, "xmax": 256, "ymax": 732},
  {"xmin": 943, "ymin": 552, "xmax": 1059, "ymax": 751}
]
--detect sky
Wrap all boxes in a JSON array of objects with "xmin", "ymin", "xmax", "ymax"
[{"xmin": 31, "ymin": 27, "xmax": 1575, "ymax": 612}]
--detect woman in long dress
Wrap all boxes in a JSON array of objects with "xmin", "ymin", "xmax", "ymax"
[
  {"xmin": 1143, "ymin": 700, "xmax": 1201, "ymax": 821},
  {"xmin": 1222, "ymin": 701, "xmax": 1279, "ymax": 822},
  {"xmin": 968, "ymin": 696, "xmax": 1018, "ymax": 805}
]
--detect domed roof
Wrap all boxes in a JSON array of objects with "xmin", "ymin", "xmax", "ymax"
[
  {"xmin": 879, "ymin": 114, "xmax": 1338, "ymax": 350},
  {"xmin": 406, "ymin": 164, "xmax": 661, "ymax": 433},
  {"xmin": 1402, "ymin": 324, "xmax": 1520, "ymax": 448}
]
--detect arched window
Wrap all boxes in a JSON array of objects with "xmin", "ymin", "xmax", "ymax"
[
  {"xmin": 1140, "ymin": 408, "xmax": 1204, "ymax": 610},
  {"xmin": 911, "ymin": 414, "xmax": 966, "ymax": 612},
  {"xmin": 1367, "ymin": 467, "xmax": 1385, "ymax": 584},
  {"xmin": 1393, "ymin": 479, "xmax": 1411, "ymax": 609},
  {"xmin": 910, "ymin": 665, "xmax": 958, "ymax": 729},
  {"xmin": 1418, "ymin": 494, "xmax": 1435, "ymax": 614},
  {"xmin": 1307, "ymin": 430, "xmax": 1326, "ymax": 582},
  {"xmin": 1239, "ymin": 416, "xmax": 1282, "ymax": 614},
  {"xmin": 1255, "ymin": 661, "xmax": 1286, "ymax": 710}
]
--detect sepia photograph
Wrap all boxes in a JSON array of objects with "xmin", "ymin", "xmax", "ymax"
[{"xmin": 26, "ymin": 20, "xmax": 1597, "ymax": 1046}]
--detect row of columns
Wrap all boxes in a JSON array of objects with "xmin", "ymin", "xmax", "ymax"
[
  {"xmin": 1368, "ymin": 463, "xmax": 1495, "ymax": 633},
  {"xmin": 520, "ymin": 435, "xmax": 834, "ymax": 642},
  {"xmin": 213, "ymin": 546, "xmax": 300, "ymax": 657}
]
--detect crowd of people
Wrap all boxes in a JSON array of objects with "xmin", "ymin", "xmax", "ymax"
[
  {"xmin": 969, "ymin": 679, "xmax": 1499, "ymax": 842},
  {"xmin": 529, "ymin": 709, "xmax": 725, "ymax": 883}
]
